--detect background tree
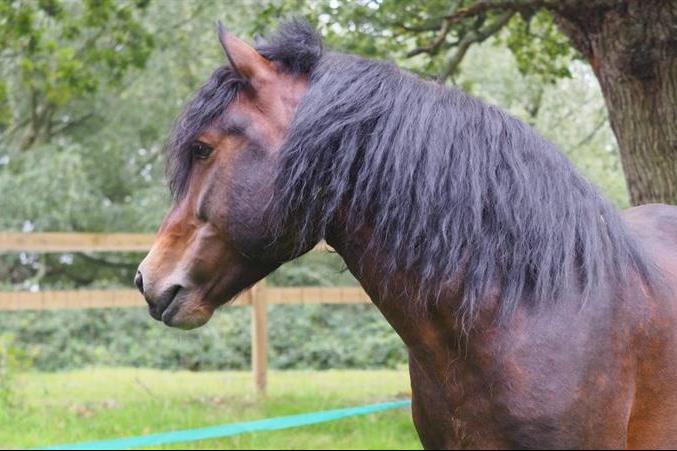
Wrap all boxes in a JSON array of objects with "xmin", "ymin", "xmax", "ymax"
[
  {"xmin": 0, "ymin": 0, "xmax": 155, "ymax": 150},
  {"xmin": 256, "ymin": 0, "xmax": 676, "ymax": 205}
]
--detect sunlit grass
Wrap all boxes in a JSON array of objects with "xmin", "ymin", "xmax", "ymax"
[{"xmin": 3, "ymin": 368, "xmax": 420, "ymax": 450}]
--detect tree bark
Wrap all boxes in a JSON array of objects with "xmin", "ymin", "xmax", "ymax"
[{"xmin": 553, "ymin": 0, "xmax": 677, "ymax": 205}]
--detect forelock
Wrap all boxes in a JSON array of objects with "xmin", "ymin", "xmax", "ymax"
[{"xmin": 255, "ymin": 18, "xmax": 323, "ymax": 74}]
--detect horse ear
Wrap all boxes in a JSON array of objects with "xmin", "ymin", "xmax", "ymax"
[{"xmin": 217, "ymin": 21, "xmax": 274, "ymax": 85}]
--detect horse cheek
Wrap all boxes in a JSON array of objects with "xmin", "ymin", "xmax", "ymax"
[{"xmin": 226, "ymin": 147, "xmax": 277, "ymax": 259}]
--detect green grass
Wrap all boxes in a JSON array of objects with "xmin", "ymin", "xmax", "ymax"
[{"xmin": 1, "ymin": 368, "xmax": 421, "ymax": 450}]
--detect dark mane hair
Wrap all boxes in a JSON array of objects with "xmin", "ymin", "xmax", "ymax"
[
  {"xmin": 167, "ymin": 66, "xmax": 243, "ymax": 199},
  {"xmin": 169, "ymin": 20, "xmax": 656, "ymax": 327}
]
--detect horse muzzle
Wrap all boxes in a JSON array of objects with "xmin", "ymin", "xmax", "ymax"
[{"xmin": 134, "ymin": 266, "xmax": 214, "ymax": 330}]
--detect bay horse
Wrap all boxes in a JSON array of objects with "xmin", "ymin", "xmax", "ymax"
[{"xmin": 136, "ymin": 20, "xmax": 677, "ymax": 449}]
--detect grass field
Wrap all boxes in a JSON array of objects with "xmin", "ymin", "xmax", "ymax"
[{"xmin": 1, "ymin": 368, "xmax": 421, "ymax": 450}]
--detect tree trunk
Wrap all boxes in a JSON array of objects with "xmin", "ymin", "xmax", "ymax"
[{"xmin": 554, "ymin": 0, "xmax": 677, "ymax": 205}]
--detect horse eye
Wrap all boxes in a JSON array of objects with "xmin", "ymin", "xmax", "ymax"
[{"xmin": 192, "ymin": 143, "xmax": 213, "ymax": 160}]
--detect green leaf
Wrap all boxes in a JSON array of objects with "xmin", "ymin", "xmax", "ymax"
[{"xmin": 499, "ymin": 10, "xmax": 579, "ymax": 83}]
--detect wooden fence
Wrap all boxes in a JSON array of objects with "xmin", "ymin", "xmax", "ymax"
[{"xmin": 0, "ymin": 232, "xmax": 370, "ymax": 394}]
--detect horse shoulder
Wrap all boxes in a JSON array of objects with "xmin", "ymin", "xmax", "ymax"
[{"xmin": 622, "ymin": 203, "xmax": 677, "ymax": 448}]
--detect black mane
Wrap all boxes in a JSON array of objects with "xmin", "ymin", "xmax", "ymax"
[
  {"xmin": 167, "ymin": 65, "xmax": 243, "ymax": 199},
  {"xmin": 169, "ymin": 20, "xmax": 655, "ymax": 327}
]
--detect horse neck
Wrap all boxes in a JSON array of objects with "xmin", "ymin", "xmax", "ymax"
[
  {"xmin": 324, "ymin": 215, "xmax": 476, "ymax": 349},
  {"xmin": 323, "ymin": 214, "xmax": 623, "ymax": 388}
]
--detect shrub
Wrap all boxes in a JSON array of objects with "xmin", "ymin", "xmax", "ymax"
[{"xmin": 0, "ymin": 305, "xmax": 407, "ymax": 372}]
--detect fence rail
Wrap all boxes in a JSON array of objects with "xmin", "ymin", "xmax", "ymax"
[
  {"xmin": 0, "ymin": 232, "xmax": 155, "ymax": 252},
  {"xmin": 0, "ymin": 232, "xmax": 333, "ymax": 253},
  {"xmin": 0, "ymin": 232, "xmax": 369, "ymax": 394},
  {"xmin": 0, "ymin": 286, "xmax": 370, "ymax": 311}
]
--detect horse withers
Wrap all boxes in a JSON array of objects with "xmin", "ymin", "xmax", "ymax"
[{"xmin": 135, "ymin": 20, "xmax": 677, "ymax": 449}]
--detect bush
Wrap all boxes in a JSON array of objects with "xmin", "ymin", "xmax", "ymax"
[{"xmin": 0, "ymin": 305, "xmax": 407, "ymax": 372}]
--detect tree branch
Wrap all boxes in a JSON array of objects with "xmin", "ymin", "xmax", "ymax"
[
  {"xmin": 406, "ymin": 0, "xmax": 464, "ymax": 58},
  {"xmin": 444, "ymin": 0, "xmax": 558, "ymax": 22},
  {"xmin": 568, "ymin": 110, "xmax": 609, "ymax": 151},
  {"xmin": 0, "ymin": 117, "xmax": 31, "ymax": 142},
  {"xmin": 77, "ymin": 252, "xmax": 138, "ymax": 270},
  {"xmin": 407, "ymin": 21, "xmax": 454, "ymax": 57},
  {"xmin": 444, "ymin": 0, "xmax": 621, "ymax": 22},
  {"xmin": 48, "ymin": 113, "xmax": 96, "ymax": 137},
  {"xmin": 404, "ymin": 0, "xmax": 622, "ymax": 80},
  {"xmin": 396, "ymin": 21, "xmax": 445, "ymax": 33},
  {"xmin": 438, "ymin": 11, "xmax": 516, "ymax": 82}
]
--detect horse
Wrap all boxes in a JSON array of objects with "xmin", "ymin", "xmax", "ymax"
[{"xmin": 135, "ymin": 19, "xmax": 677, "ymax": 449}]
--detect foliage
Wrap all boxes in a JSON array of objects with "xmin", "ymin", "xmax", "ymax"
[
  {"xmin": 499, "ymin": 10, "xmax": 578, "ymax": 83},
  {"xmin": 0, "ymin": 0, "xmax": 154, "ymax": 150},
  {"xmin": 252, "ymin": 1, "xmax": 577, "ymax": 82},
  {"xmin": 0, "ymin": 305, "xmax": 407, "ymax": 372},
  {"xmin": 2, "ymin": 368, "xmax": 419, "ymax": 449}
]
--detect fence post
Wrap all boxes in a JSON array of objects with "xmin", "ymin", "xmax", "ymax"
[{"xmin": 250, "ymin": 280, "xmax": 268, "ymax": 395}]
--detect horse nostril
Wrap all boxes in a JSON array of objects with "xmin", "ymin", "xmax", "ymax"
[{"xmin": 134, "ymin": 271, "xmax": 145, "ymax": 295}]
